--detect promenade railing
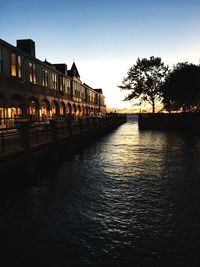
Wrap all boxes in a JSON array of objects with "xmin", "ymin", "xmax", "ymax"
[{"xmin": 0, "ymin": 115, "xmax": 126, "ymax": 155}]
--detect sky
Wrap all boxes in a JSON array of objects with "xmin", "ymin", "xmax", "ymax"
[{"xmin": 1, "ymin": 0, "xmax": 200, "ymax": 112}]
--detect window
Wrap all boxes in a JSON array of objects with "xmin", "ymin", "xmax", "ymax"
[
  {"xmin": 33, "ymin": 64, "xmax": 37, "ymax": 84},
  {"xmin": 42, "ymin": 69, "xmax": 45, "ymax": 86},
  {"xmin": 81, "ymin": 90, "xmax": 85, "ymax": 99},
  {"xmin": 75, "ymin": 89, "xmax": 80, "ymax": 98},
  {"xmin": 59, "ymin": 76, "xmax": 64, "ymax": 91},
  {"xmin": 42, "ymin": 69, "xmax": 48, "ymax": 87},
  {"xmin": 29, "ymin": 62, "xmax": 37, "ymax": 84},
  {"xmin": 45, "ymin": 70, "xmax": 48, "ymax": 87},
  {"xmin": 17, "ymin": 56, "xmax": 22, "ymax": 78},
  {"xmin": 10, "ymin": 53, "xmax": 23, "ymax": 78},
  {"xmin": 29, "ymin": 62, "xmax": 33, "ymax": 82},
  {"xmin": 65, "ymin": 78, "xmax": 70, "ymax": 94},
  {"xmin": 52, "ymin": 73, "xmax": 54, "ymax": 89},
  {"xmin": 0, "ymin": 48, "xmax": 2, "ymax": 73},
  {"xmin": 11, "ymin": 53, "xmax": 17, "ymax": 76},
  {"xmin": 62, "ymin": 77, "xmax": 66, "ymax": 92},
  {"xmin": 52, "ymin": 73, "xmax": 57, "ymax": 89},
  {"xmin": 66, "ymin": 80, "xmax": 71, "ymax": 95},
  {"xmin": 55, "ymin": 74, "xmax": 57, "ymax": 89}
]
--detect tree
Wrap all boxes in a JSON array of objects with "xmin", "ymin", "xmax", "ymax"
[
  {"xmin": 162, "ymin": 63, "xmax": 200, "ymax": 112},
  {"xmin": 118, "ymin": 56, "xmax": 169, "ymax": 113}
]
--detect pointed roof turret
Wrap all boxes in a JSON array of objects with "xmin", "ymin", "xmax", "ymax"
[{"xmin": 67, "ymin": 62, "xmax": 80, "ymax": 79}]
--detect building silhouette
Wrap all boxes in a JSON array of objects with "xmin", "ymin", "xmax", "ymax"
[{"xmin": 0, "ymin": 38, "xmax": 106, "ymax": 127}]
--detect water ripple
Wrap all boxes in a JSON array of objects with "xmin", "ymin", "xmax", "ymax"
[{"xmin": 0, "ymin": 116, "xmax": 200, "ymax": 266}]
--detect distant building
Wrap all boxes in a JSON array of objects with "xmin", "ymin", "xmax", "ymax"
[{"xmin": 0, "ymin": 38, "xmax": 106, "ymax": 127}]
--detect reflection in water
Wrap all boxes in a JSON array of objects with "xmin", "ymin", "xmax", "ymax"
[{"xmin": 0, "ymin": 115, "xmax": 200, "ymax": 266}]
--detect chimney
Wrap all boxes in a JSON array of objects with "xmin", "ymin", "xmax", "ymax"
[{"xmin": 17, "ymin": 39, "xmax": 36, "ymax": 58}]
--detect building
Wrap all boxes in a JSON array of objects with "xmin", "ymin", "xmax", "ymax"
[{"xmin": 0, "ymin": 38, "xmax": 106, "ymax": 127}]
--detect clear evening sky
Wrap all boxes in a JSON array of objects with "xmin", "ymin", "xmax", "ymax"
[{"xmin": 1, "ymin": 0, "xmax": 200, "ymax": 112}]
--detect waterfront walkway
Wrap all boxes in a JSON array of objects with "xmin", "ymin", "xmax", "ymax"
[{"xmin": 0, "ymin": 115, "xmax": 127, "ymax": 171}]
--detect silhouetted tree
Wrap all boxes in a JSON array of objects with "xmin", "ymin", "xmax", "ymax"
[
  {"xmin": 162, "ymin": 63, "xmax": 200, "ymax": 112},
  {"xmin": 118, "ymin": 56, "xmax": 169, "ymax": 113}
]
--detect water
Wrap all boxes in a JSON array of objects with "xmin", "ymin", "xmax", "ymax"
[{"xmin": 0, "ymin": 115, "xmax": 200, "ymax": 267}]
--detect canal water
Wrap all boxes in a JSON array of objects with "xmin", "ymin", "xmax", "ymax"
[{"xmin": 0, "ymin": 115, "xmax": 200, "ymax": 267}]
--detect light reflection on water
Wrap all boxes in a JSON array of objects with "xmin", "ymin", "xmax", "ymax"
[{"xmin": 0, "ymin": 115, "xmax": 200, "ymax": 266}]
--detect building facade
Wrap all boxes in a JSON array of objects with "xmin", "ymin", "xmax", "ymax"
[{"xmin": 0, "ymin": 38, "xmax": 106, "ymax": 127}]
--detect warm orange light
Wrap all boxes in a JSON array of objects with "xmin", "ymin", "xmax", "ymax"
[{"xmin": 11, "ymin": 53, "xmax": 17, "ymax": 76}]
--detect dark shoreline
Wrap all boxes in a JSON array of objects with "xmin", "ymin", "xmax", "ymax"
[{"xmin": 138, "ymin": 113, "xmax": 200, "ymax": 132}]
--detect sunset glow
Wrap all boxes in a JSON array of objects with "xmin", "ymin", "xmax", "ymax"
[{"xmin": 1, "ymin": 0, "xmax": 200, "ymax": 112}]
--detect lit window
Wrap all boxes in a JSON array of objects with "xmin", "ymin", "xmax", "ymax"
[
  {"xmin": 42, "ymin": 69, "xmax": 48, "ymax": 87},
  {"xmin": 42, "ymin": 69, "xmax": 45, "ymax": 86},
  {"xmin": 51, "ymin": 73, "xmax": 54, "ymax": 88},
  {"xmin": 45, "ymin": 70, "xmax": 48, "ymax": 87},
  {"xmin": 17, "ymin": 56, "xmax": 22, "ymax": 78},
  {"xmin": 29, "ymin": 63, "xmax": 37, "ymax": 84},
  {"xmin": 29, "ymin": 62, "xmax": 33, "ymax": 82},
  {"xmin": 60, "ymin": 76, "xmax": 63, "ymax": 91},
  {"xmin": 54, "ymin": 74, "xmax": 57, "ymax": 89},
  {"xmin": 11, "ymin": 53, "xmax": 17, "ymax": 76},
  {"xmin": 33, "ymin": 64, "xmax": 37, "ymax": 84},
  {"xmin": 52, "ymin": 73, "xmax": 57, "ymax": 89}
]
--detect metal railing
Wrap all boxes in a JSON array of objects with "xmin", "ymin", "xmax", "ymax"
[{"xmin": 0, "ymin": 115, "xmax": 127, "ymax": 155}]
